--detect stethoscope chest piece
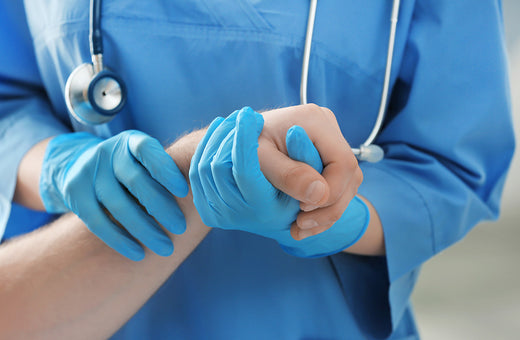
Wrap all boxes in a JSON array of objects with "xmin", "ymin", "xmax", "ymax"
[{"xmin": 65, "ymin": 63, "xmax": 126, "ymax": 125}]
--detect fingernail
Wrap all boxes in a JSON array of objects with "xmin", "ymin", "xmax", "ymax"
[
  {"xmin": 305, "ymin": 181, "xmax": 326, "ymax": 204},
  {"xmin": 299, "ymin": 219, "xmax": 318, "ymax": 230},
  {"xmin": 301, "ymin": 204, "xmax": 318, "ymax": 212},
  {"xmin": 298, "ymin": 229, "xmax": 314, "ymax": 240}
]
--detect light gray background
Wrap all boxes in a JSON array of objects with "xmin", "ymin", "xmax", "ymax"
[{"xmin": 412, "ymin": 1, "xmax": 520, "ymax": 339}]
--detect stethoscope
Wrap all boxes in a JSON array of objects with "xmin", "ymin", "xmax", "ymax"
[
  {"xmin": 65, "ymin": 0, "xmax": 401, "ymax": 163},
  {"xmin": 65, "ymin": 0, "xmax": 126, "ymax": 126},
  {"xmin": 301, "ymin": 0, "xmax": 401, "ymax": 162}
]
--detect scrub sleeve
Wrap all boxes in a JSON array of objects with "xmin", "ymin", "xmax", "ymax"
[
  {"xmin": 331, "ymin": 1, "xmax": 514, "ymax": 337},
  {"xmin": 0, "ymin": 3, "xmax": 69, "ymax": 241}
]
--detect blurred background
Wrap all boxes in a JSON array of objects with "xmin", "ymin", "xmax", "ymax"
[{"xmin": 412, "ymin": 1, "xmax": 520, "ymax": 339}]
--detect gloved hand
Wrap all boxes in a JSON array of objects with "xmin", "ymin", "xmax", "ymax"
[
  {"xmin": 40, "ymin": 130, "xmax": 189, "ymax": 261},
  {"xmin": 190, "ymin": 108, "xmax": 298, "ymax": 237},
  {"xmin": 189, "ymin": 107, "xmax": 369, "ymax": 257}
]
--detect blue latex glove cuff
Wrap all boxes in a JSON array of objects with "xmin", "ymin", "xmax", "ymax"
[{"xmin": 277, "ymin": 196, "xmax": 369, "ymax": 258}]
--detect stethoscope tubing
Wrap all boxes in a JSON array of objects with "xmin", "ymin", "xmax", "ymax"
[
  {"xmin": 300, "ymin": 0, "xmax": 401, "ymax": 162},
  {"xmin": 363, "ymin": 0, "xmax": 401, "ymax": 148},
  {"xmin": 71, "ymin": 0, "xmax": 401, "ymax": 163}
]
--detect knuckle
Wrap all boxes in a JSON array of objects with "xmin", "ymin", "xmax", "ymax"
[
  {"xmin": 316, "ymin": 105, "xmax": 336, "ymax": 123},
  {"xmin": 344, "ymin": 156, "xmax": 360, "ymax": 175},
  {"xmin": 354, "ymin": 168, "xmax": 364, "ymax": 186},
  {"xmin": 320, "ymin": 106, "xmax": 334, "ymax": 118},
  {"xmin": 299, "ymin": 103, "xmax": 320, "ymax": 120},
  {"xmin": 132, "ymin": 138, "xmax": 148, "ymax": 156},
  {"xmin": 304, "ymin": 103, "xmax": 321, "ymax": 113},
  {"xmin": 129, "ymin": 133, "xmax": 155, "ymax": 157},
  {"xmin": 96, "ymin": 144, "xmax": 111, "ymax": 159}
]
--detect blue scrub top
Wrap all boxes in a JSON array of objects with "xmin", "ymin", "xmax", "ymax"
[{"xmin": 0, "ymin": 1, "xmax": 514, "ymax": 339}]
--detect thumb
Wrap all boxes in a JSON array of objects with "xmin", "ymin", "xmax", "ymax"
[
  {"xmin": 286, "ymin": 125, "xmax": 323, "ymax": 173},
  {"xmin": 258, "ymin": 139, "xmax": 329, "ymax": 206}
]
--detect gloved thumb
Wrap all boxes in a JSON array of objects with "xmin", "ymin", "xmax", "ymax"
[
  {"xmin": 258, "ymin": 128, "xmax": 329, "ymax": 206},
  {"xmin": 286, "ymin": 125, "xmax": 323, "ymax": 173}
]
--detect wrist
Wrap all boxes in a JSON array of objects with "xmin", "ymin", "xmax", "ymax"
[
  {"xmin": 165, "ymin": 128, "xmax": 208, "ymax": 180},
  {"xmin": 164, "ymin": 128, "xmax": 212, "ymax": 232}
]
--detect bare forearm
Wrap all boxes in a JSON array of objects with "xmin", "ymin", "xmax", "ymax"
[
  {"xmin": 13, "ymin": 136, "xmax": 52, "ymax": 211},
  {"xmin": 0, "ymin": 132, "xmax": 209, "ymax": 339},
  {"xmin": 343, "ymin": 195, "xmax": 385, "ymax": 256}
]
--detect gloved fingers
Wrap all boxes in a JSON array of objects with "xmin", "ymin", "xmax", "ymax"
[
  {"xmin": 231, "ymin": 107, "xmax": 275, "ymax": 205},
  {"xmin": 94, "ymin": 154, "xmax": 174, "ymax": 255},
  {"xmin": 113, "ymin": 154, "xmax": 187, "ymax": 235},
  {"xmin": 189, "ymin": 116, "xmax": 225, "ymax": 218},
  {"xmin": 199, "ymin": 110, "xmax": 239, "ymax": 166},
  {"xmin": 211, "ymin": 130, "xmax": 246, "ymax": 207},
  {"xmin": 78, "ymin": 196, "xmax": 145, "ymax": 261},
  {"xmin": 198, "ymin": 111, "xmax": 240, "ymax": 208},
  {"xmin": 96, "ymin": 184, "xmax": 174, "ymax": 257},
  {"xmin": 285, "ymin": 125, "xmax": 323, "ymax": 173},
  {"xmin": 127, "ymin": 130, "xmax": 189, "ymax": 198},
  {"xmin": 292, "ymin": 170, "xmax": 362, "ymax": 240}
]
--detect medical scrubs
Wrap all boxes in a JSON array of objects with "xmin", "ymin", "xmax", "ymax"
[{"xmin": 0, "ymin": 1, "xmax": 514, "ymax": 339}]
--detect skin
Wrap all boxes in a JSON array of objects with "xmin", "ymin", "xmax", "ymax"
[{"xmin": 3, "ymin": 105, "xmax": 384, "ymax": 337}]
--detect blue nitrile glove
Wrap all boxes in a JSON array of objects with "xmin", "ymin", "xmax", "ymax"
[
  {"xmin": 189, "ymin": 107, "xmax": 369, "ymax": 258},
  {"xmin": 40, "ymin": 130, "xmax": 189, "ymax": 261}
]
